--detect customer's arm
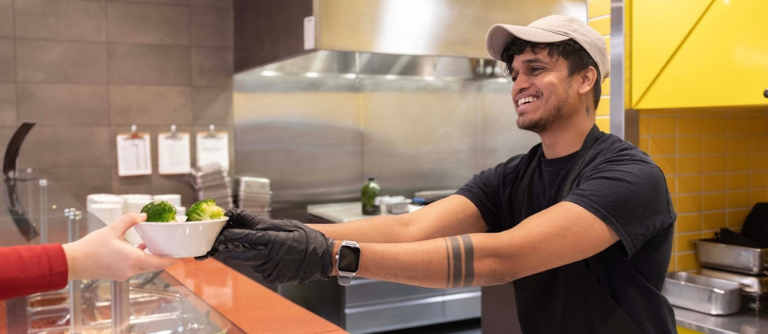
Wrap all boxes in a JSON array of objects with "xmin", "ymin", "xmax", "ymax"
[
  {"xmin": 342, "ymin": 201, "xmax": 619, "ymax": 288},
  {"xmin": 308, "ymin": 195, "xmax": 489, "ymax": 243}
]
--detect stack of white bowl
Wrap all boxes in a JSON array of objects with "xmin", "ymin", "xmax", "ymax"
[
  {"xmin": 86, "ymin": 193, "xmax": 186, "ymax": 245},
  {"xmin": 190, "ymin": 163, "xmax": 233, "ymax": 209},
  {"xmin": 236, "ymin": 176, "xmax": 271, "ymax": 217}
]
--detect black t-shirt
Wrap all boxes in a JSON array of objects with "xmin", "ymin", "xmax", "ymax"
[{"xmin": 457, "ymin": 133, "xmax": 677, "ymax": 334}]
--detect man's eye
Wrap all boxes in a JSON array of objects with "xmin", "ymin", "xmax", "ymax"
[
  {"xmin": 511, "ymin": 75, "xmax": 518, "ymax": 82},
  {"xmin": 531, "ymin": 67, "xmax": 543, "ymax": 74}
]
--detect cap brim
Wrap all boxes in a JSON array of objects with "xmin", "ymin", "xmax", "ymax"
[{"xmin": 486, "ymin": 24, "xmax": 571, "ymax": 61}]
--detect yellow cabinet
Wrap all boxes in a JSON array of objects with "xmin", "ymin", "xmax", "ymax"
[{"xmin": 630, "ymin": 0, "xmax": 768, "ymax": 109}]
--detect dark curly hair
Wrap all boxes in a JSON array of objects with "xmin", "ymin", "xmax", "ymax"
[{"xmin": 501, "ymin": 38, "xmax": 602, "ymax": 110}]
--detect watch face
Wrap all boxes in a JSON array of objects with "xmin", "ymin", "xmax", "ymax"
[{"xmin": 338, "ymin": 245, "xmax": 361, "ymax": 273}]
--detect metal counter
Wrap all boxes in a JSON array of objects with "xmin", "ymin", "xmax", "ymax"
[
  {"xmin": 282, "ymin": 202, "xmax": 481, "ymax": 334},
  {"xmin": 675, "ymin": 307, "xmax": 768, "ymax": 334}
]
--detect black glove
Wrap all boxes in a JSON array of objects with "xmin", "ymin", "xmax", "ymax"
[{"xmin": 200, "ymin": 209, "xmax": 335, "ymax": 285}]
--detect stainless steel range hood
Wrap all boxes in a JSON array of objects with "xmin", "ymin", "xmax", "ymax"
[{"xmin": 234, "ymin": 0, "xmax": 587, "ymax": 72}]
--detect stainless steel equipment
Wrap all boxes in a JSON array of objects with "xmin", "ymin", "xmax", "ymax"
[
  {"xmin": 699, "ymin": 267, "xmax": 768, "ymax": 312},
  {"xmin": 663, "ymin": 272, "xmax": 743, "ymax": 315},
  {"xmin": 694, "ymin": 238, "xmax": 768, "ymax": 275},
  {"xmin": 278, "ymin": 202, "xmax": 481, "ymax": 334}
]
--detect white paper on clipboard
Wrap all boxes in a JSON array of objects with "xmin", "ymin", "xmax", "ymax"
[
  {"xmin": 158, "ymin": 132, "xmax": 191, "ymax": 175},
  {"xmin": 117, "ymin": 133, "xmax": 152, "ymax": 176},
  {"xmin": 196, "ymin": 132, "xmax": 229, "ymax": 172}
]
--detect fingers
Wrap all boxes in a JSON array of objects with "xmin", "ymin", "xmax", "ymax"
[
  {"xmin": 109, "ymin": 213, "xmax": 146, "ymax": 235},
  {"xmin": 221, "ymin": 229, "xmax": 273, "ymax": 247},
  {"xmin": 139, "ymin": 254, "xmax": 178, "ymax": 271}
]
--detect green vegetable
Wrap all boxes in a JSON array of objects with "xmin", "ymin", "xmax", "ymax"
[
  {"xmin": 187, "ymin": 199, "xmax": 225, "ymax": 222},
  {"xmin": 141, "ymin": 200, "xmax": 177, "ymax": 223}
]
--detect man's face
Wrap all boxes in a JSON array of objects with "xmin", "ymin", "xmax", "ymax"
[{"xmin": 509, "ymin": 46, "xmax": 577, "ymax": 133}]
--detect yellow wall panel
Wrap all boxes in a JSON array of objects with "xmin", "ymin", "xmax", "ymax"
[
  {"xmin": 678, "ymin": 156, "xmax": 702, "ymax": 174},
  {"xmin": 666, "ymin": 176, "xmax": 677, "ymax": 194},
  {"xmin": 752, "ymin": 155, "xmax": 768, "ymax": 170},
  {"xmin": 637, "ymin": 0, "xmax": 768, "ymax": 109},
  {"xmin": 702, "ymin": 156, "xmax": 727, "ymax": 173},
  {"xmin": 677, "ymin": 232, "xmax": 702, "ymax": 252},
  {"xmin": 677, "ymin": 252, "xmax": 699, "ymax": 271},
  {"xmin": 728, "ymin": 155, "xmax": 750, "ymax": 172},
  {"xmin": 596, "ymin": 97, "xmax": 610, "ymax": 116},
  {"xmin": 653, "ymin": 156, "xmax": 676, "ymax": 175},
  {"xmin": 677, "ymin": 213, "xmax": 702, "ymax": 232},
  {"xmin": 728, "ymin": 208, "xmax": 750, "ymax": 227},
  {"xmin": 630, "ymin": 0, "xmax": 712, "ymax": 107},
  {"xmin": 729, "ymin": 190, "xmax": 751, "ymax": 209},
  {"xmin": 679, "ymin": 137, "xmax": 702, "ymax": 155},
  {"xmin": 702, "ymin": 118, "xmax": 727, "ymax": 135},
  {"xmin": 678, "ymin": 175, "xmax": 702, "ymax": 193},
  {"xmin": 601, "ymin": 77, "xmax": 611, "ymax": 96},
  {"xmin": 728, "ymin": 173, "xmax": 751, "ymax": 190},
  {"xmin": 649, "ymin": 137, "xmax": 676, "ymax": 156},
  {"xmin": 753, "ymin": 189, "xmax": 768, "ymax": 203},
  {"xmin": 588, "ymin": 16, "xmax": 610, "ymax": 36},
  {"xmin": 679, "ymin": 118, "xmax": 702, "ymax": 136},
  {"xmin": 703, "ymin": 193, "xmax": 726, "ymax": 211},
  {"xmin": 752, "ymin": 137, "xmax": 768, "ymax": 154},
  {"xmin": 753, "ymin": 172, "xmax": 768, "ymax": 187},
  {"xmin": 677, "ymin": 195, "xmax": 703, "ymax": 214},
  {"xmin": 702, "ymin": 137, "xmax": 726, "ymax": 155},
  {"xmin": 588, "ymin": 0, "xmax": 610, "ymax": 18},
  {"xmin": 727, "ymin": 137, "xmax": 751, "ymax": 155},
  {"xmin": 702, "ymin": 174, "xmax": 726, "ymax": 192},
  {"xmin": 649, "ymin": 117, "xmax": 677, "ymax": 135}
]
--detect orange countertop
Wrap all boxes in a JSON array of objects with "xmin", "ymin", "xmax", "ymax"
[{"xmin": 165, "ymin": 258, "xmax": 348, "ymax": 334}]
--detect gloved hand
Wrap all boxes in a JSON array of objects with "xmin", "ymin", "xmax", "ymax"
[{"xmin": 198, "ymin": 209, "xmax": 335, "ymax": 285}]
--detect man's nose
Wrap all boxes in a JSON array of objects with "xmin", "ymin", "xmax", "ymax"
[{"xmin": 513, "ymin": 74, "xmax": 530, "ymax": 95}]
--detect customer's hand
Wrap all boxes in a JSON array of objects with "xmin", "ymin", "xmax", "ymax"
[
  {"xmin": 202, "ymin": 209, "xmax": 335, "ymax": 285},
  {"xmin": 62, "ymin": 213, "xmax": 178, "ymax": 281}
]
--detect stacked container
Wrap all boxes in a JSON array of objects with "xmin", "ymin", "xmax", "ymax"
[
  {"xmin": 189, "ymin": 163, "xmax": 233, "ymax": 209},
  {"xmin": 236, "ymin": 176, "xmax": 271, "ymax": 217}
]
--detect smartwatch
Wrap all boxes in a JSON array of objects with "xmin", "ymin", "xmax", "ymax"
[{"xmin": 336, "ymin": 240, "xmax": 361, "ymax": 286}]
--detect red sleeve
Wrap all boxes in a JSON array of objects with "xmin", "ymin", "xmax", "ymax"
[{"xmin": 0, "ymin": 244, "xmax": 69, "ymax": 300}]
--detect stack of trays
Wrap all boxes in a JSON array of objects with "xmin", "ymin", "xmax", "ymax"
[
  {"xmin": 692, "ymin": 239, "xmax": 768, "ymax": 312},
  {"xmin": 190, "ymin": 163, "xmax": 233, "ymax": 209},
  {"xmin": 236, "ymin": 176, "xmax": 271, "ymax": 217}
]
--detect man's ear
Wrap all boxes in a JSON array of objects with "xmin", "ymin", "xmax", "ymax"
[{"xmin": 577, "ymin": 66, "xmax": 598, "ymax": 95}]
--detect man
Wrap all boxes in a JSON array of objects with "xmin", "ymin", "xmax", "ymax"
[{"xmin": 204, "ymin": 15, "xmax": 676, "ymax": 333}]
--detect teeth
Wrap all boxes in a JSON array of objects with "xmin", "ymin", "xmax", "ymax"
[{"xmin": 517, "ymin": 96, "xmax": 538, "ymax": 106}]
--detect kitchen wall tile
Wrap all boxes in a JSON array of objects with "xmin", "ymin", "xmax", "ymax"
[
  {"xmin": 678, "ymin": 118, "xmax": 702, "ymax": 136},
  {"xmin": 677, "ymin": 252, "xmax": 699, "ymax": 271},
  {"xmin": 15, "ymin": 0, "xmax": 106, "ymax": 41},
  {"xmin": 702, "ymin": 174, "xmax": 726, "ymax": 192},
  {"xmin": 702, "ymin": 192, "xmax": 726, "ymax": 211},
  {"xmin": 677, "ymin": 195, "xmax": 702, "ymax": 214},
  {"xmin": 752, "ymin": 154, "xmax": 768, "ymax": 170},
  {"xmin": 0, "ymin": 39, "xmax": 14, "ymax": 82},
  {"xmin": 588, "ymin": 0, "xmax": 610, "ymax": 19},
  {"xmin": 702, "ymin": 211, "xmax": 726, "ymax": 230},
  {"xmin": 678, "ymin": 137, "xmax": 701, "ymax": 155},
  {"xmin": 648, "ymin": 117, "xmax": 676, "ymax": 136},
  {"xmin": 677, "ymin": 232, "xmax": 701, "ymax": 252},
  {"xmin": 701, "ymin": 137, "xmax": 726, "ymax": 155},
  {"xmin": 0, "ymin": 126, "xmax": 15, "ymax": 164},
  {"xmin": 0, "ymin": 83, "xmax": 15, "ymax": 126},
  {"xmin": 192, "ymin": 123, "xmax": 234, "ymax": 172},
  {"xmin": 108, "ymin": 2, "xmax": 189, "ymax": 45},
  {"xmin": 728, "ymin": 172, "xmax": 750, "ymax": 190},
  {"xmin": 728, "ymin": 118, "xmax": 753, "ymax": 135},
  {"xmin": 752, "ymin": 137, "xmax": 768, "ymax": 154},
  {"xmin": 666, "ymin": 176, "xmax": 676, "ymax": 194},
  {"xmin": 652, "ymin": 156, "xmax": 675, "ymax": 176},
  {"xmin": 727, "ymin": 208, "xmax": 750, "ymax": 227},
  {"xmin": 110, "ymin": 85, "xmax": 191, "ymax": 125},
  {"xmin": 107, "ymin": 0, "xmax": 189, "ymax": 6},
  {"xmin": 192, "ymin": 48, "xmax": 233, "ymax": 86},
  {"xmin": 678, "ymin": 175, "xmax": 702, "ymax": 194},
  {"xmin": 702, "ymin": 231, "xmax": 716, "ymax": 239},
  {"xmin": 191, "ymin": 0, "xmax": 231, "ymax": 8},
  {"xmin": 750, "ymin": 117, "xmax": 768, "ymax": 135},
  {"xmin": 191, "ymin": 8, "xmax": 232, "ymax": 47},
  {"xmin": 677, "ymin": 213, "xmax": 702, "ymax": 233},
  {"xmin": 16, "ymin": 40, "xmax": 107, "ymax": 84},
  {"xmin": 727, "ymin": 137, "xmax": 751, "ymax": 154},
  {"xmin": 728, "ymin": 190, "xmax": 751, "ymax": 209},
  {"xmin": 649, "ymin": 137, "xmax": 676, "ymax": 156},
  {"xmin": 17, "ymin": 84, "xmax": 109, "ymax": 126},
  {"xmin": 702, "ymin": 117, "xmax": 727, "ymax": 135},
  {"xmin": 678, "ymin": 156, "xmax": 702, "ymax": 174},
  {"xmin": 701, "ymin": 155, "xmax": 726, "ymax": 173},
  {"xmin": 595, "ymin": 97, "xmax": 609, "ymax": 117},
  {"xmin": 44, "ymin": 168, "xmax": 113, "ymax": 206},
  {"xmin": 728, "ymin": 155, "xmax": 750, "ymax": 172},
  {"xmin": 109, "ymin": 44, "xmax": 190, "ymax": 85},
  {"xmin": 595, "ymin": 117, "xmax": 610, "ymax": 134},
  {"xmin": 752, "ymin": 189, "xmax": 768, "ymax": 203},
  {"xmin": 0, "ymin": 0, "xmax": 13, "ymax": 38},
  {"xmin": 192, "ymin": 86, "xmax": 233, "ymax": 125},
  {"xmin": 19, "ymin": 126, "xmax": 111, "ymax": 169},
  {"xmin": 753, "ymin": 172, "xmax": 768, "ymax": 188},
  {"xmin": 588, "ymin": 16, "xmax": 609, "ymax": 36}
]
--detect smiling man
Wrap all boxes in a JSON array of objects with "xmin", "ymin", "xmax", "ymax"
[{"xmin": 204, "ymin": 15, "xmax": 677, "ymax": 334}]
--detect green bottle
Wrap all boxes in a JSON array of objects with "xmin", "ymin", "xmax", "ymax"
[{"xmin": 361, "ymin": 177, "xmax": 381, "ymax": 215}]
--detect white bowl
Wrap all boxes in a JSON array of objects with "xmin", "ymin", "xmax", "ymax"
[{"xmin": 133, "ymin": 218, "xmax": 227, "ymax": 258}]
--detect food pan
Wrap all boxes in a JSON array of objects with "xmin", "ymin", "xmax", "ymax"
[
  {"xmin": 662, "ymin": 272, "xmax": 743, "ymax": 315},
  {"xmin": 694, "ymin": 238, "xmax": 768, "ymax": 275},
  {"xmin": 698, "ymin": 268, "xmax": 768, "ymax": 294}
]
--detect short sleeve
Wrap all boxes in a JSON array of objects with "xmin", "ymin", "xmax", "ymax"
[
  {"xmin": 565, "ymin": 159, "xmax": 676, "ymax": 259},
  {"xmin": 456, "ymin": 156, "xmax": 524, "ymax": 232}
]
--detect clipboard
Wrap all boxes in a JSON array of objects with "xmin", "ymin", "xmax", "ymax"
[
  {"xmin": 158, "ymin": 125, "xmax": 191, "ymax": 175},
  {"xmin": 117, "ymin": 125, "xmax": 152, "ymax": 176}
]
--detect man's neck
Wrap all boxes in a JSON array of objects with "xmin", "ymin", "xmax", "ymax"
[{"xmin": 538, "ymin": 117, "xmax": 595, "ymax": 159}]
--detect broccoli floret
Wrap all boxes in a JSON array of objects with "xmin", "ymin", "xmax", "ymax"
[
  {"xmin": 141, "ymin": 200, "xmax": 177, "ymax": 222},
  {"xmin": 186, "ymin": 199, "xmax": 225, "ymax": 221}
]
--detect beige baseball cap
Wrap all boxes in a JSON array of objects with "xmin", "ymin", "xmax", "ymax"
[{"xmin": 486, "ymin": 15, "xmax": 609, "ymax": 81}]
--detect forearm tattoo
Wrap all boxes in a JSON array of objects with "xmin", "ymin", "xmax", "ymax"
[{"xmin": 443, "ymin": 235, "xmax": 474, "ymax": 288}]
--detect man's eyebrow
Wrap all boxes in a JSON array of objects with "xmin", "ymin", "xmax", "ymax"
[{"xmin": 510, "ymin": 58, "xmax": 549, "ymax": 73}]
